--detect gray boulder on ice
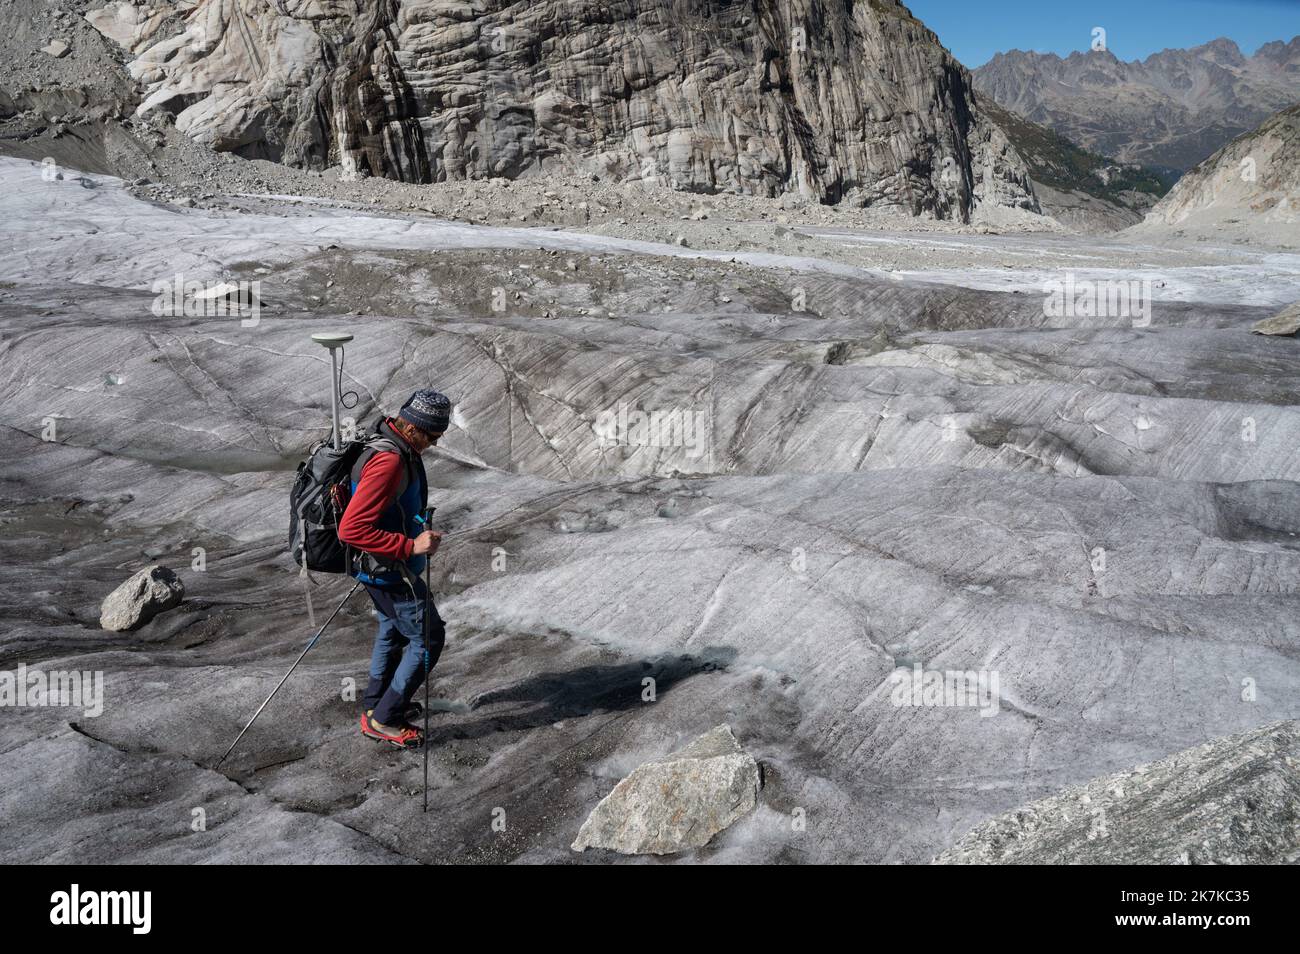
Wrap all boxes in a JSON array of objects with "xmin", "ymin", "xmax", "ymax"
[
  {"xmin": 99, "ymin": 566, "xmax": 184, "ymax": 632},
  {"xmin": 572, "ymin": 725, "xmax": 761, "ymax": 855},
  {"xmin": 1252, "ymin": 301, "xmax": 1300, "ymax": 337},
  {"xmin": 934, "ymin": 720, "xmax": 1300, "ymax": 865}
]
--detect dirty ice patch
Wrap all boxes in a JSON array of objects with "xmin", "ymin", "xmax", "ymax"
[{"xmin": 0, "ymin": 158, "xmax": 887, "ymax": 290}]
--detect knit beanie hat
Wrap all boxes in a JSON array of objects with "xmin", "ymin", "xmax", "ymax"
[{"xmin": 398, "ymin": 389, "xmax": 452, "ymax": 434}]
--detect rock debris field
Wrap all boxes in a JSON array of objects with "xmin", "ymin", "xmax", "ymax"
[{"xmin": 1, "ymin": 156, "xmax": 1298, "ymax": 863}]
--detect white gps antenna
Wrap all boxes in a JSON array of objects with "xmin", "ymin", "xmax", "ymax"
[{"xmin": 311, "ymin": 332, "xmax": 354, "ymax": 450}]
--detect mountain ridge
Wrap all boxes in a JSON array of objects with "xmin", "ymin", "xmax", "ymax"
[{"xmin": 973, "ymin": 35, "xmax": 1300, "ymax": 172}]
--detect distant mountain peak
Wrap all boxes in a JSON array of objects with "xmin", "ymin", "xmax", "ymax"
[
  {"xmin": 1192, "ymin": 36, "xmax": 1246, "ymax": 66},
  {"xmin": 1198, "ymin": 36, "xmax": 1243, "ymax": 54},
  {"xmin": 1255, "ymin": 35, "xmax": 1300, "ymax": 60}
]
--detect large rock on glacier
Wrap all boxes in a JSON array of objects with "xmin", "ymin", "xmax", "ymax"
[
  {"xmin": 1252, "ymin": 301, "xmax": 1300, "ymax": 337},
  {"xmin": 935, "ymin": 721, "xmax": 1300, "ymax": 865},
  {"xmin": 572, "ymin": 725, "xmax": 761, "ymax": 854},
  {"xmin": 99, "ymin": 565, "xmax": 184, "ymax": 632},
  {"xmin": 103, "ymin": 0, "xmax": 1037, "ymax": 220}
]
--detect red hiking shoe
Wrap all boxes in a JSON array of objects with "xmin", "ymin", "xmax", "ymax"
[{"xmin": 360, "ymin": 712, "xmax": 423, "ymax": 749}]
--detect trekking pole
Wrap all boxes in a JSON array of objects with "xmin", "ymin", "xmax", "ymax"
[
  {"xmin": 420, "ymin": 507, "xmax": 436, "ymax": 813},
  {"xmin": 423, "ymin": 559, "xmax": 431, "ymax": 814},
  {"xmin": 215, "ymin": 579, "xmax": 361, "ymax": 769}
]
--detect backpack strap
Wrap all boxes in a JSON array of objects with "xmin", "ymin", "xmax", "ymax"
[
  {"xmin": 353, "ymin": 423, "xmax": 419, "ymax": 495},
  {"xmin": 347, "ymin": 422, "xmax": 423, "ymax": 585}
]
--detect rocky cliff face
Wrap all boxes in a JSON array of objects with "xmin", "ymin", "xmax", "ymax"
[
  {"xmin": 974, "ymin": 37, "xmax": 1300, "ymax": 173},
  {"xmin": 1130, "ymin": 104, "xmax": 1300, "ymax": 246},
  {"xmin": 102, "ymin": 0, "xmax": 1037, "ymax": 221}
]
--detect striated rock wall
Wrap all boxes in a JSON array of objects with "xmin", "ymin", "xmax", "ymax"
[{"xmin": 104, "ymin": 0, "xmax": 1037, "ymax": 220}]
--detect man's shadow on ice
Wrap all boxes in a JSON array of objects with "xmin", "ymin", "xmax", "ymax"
[{"xmin": 427, "ymin": 647, "xmax": 737, "ymax": 743}]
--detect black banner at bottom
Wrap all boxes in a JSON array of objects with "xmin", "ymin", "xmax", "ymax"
[{"xmin": 4, "ymin": 865, "xmax": 1286, "ymax": 939}]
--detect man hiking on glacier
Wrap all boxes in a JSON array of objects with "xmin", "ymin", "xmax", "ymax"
[{"xmin": 338, "ymin": 389, "xmax": 451, "ymax": 748}]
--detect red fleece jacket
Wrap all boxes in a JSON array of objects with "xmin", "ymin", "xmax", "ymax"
[{"xmin": 337, "ymin": 423, "xmax": 415, "ymax": 563}]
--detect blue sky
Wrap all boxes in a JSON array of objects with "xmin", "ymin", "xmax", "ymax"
[{"xmin": 905, "ymin": 0, "xmax": 1300, "ymax": 68}]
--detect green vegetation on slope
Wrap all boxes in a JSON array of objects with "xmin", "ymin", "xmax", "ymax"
[{"xmin": 982, "ymin": 99, "xmax": 1175, "ymax": 209}]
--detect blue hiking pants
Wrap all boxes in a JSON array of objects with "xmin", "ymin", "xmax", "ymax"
[{"xmin": 362, "ymin": 577, "xmax": 446, "ymax": 727}]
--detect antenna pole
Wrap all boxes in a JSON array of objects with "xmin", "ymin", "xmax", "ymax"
[
  {"xmin": 311, "ymin": 332, "xmax": 354, "ymax": 449},
  {"xmin": 329, "ymin": 346, "xmax": 344, "ymax": 450}
]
